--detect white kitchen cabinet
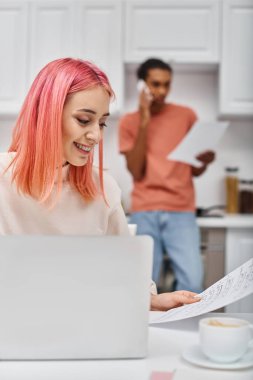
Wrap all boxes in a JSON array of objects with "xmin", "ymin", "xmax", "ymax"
[
  {"xmin": 220, "ymin": 0, "xmax": 253, "ymax": 116},
  {"xmin": 225, "ymin": 228, "xmax": 253, "ymax": 312},
  {"xmin": 201, "ymin": 228, "xmax": 225, "ymax": 290},
  {"xmin": 0, "ymin": 0, "xmax": 123, "ymax": 115},
  {"xmin": 0, "ymin": 2, "xmax": 28, "ymax": 114},
  {"xmin": 29, "ymin": 1, "xmax": 76, "ymax": 85},
  {"xmin": 76, "ymin": 1, "xmax": 123, "ymax": 113},
  {"xmin": 124, "ymin": 0, "xmax": 220, "ymax": 63}
]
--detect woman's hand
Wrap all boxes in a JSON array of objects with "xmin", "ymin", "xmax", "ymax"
[{"xmin": 150, "ymin": 290, "xmax": 201, "ymax": 311}]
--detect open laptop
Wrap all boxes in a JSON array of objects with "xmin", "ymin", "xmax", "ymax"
[{"xmin": 0, "ymin": 235, "xmax": 153, "ymax": 360}]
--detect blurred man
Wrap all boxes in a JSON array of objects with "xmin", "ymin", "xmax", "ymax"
[{"xmin": 118, "ymin": 58, "xmax": 215, "ymax": 293}]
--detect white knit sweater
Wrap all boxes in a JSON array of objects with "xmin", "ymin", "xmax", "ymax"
[{"xmin": 0, "ymin": 152, "xmax": 129, "ymax": 236}]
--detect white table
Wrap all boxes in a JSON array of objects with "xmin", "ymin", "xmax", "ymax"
[{"xmin": 0, "ymin": 313, "xmax": 252, "ymax": 380}]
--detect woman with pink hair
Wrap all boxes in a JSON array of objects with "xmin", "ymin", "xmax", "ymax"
[{"xmin": 0, "ymin": 57, "xmax": 200, "ymax": 311}]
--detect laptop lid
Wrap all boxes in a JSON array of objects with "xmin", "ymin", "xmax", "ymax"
[{"xmin": 0, "ymin": 235, "xmax": 153, "ymax": 360}]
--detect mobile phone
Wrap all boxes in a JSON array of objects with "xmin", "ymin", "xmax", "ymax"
[
  {"xmin": 137, "ymin": 80, "xmax": 150, "ymax": 94},
  {"xmin": 137, "ymin": 80, "xmax": 153, "ymax": 101}
]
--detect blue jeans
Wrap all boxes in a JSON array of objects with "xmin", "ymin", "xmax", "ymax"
[{"xmin": 130, "ymin": 211, "xmax": 203, "ymax": 293}]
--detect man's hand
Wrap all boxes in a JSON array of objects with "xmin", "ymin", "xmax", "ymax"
[
  {"xmin": 192, "ymin": 150, "xmax": 215, "ymax": 176},
  {"xmin": 196, "ymin": 150, "xmax": 215, "ymax": 165},
  {"xmin": 124, "ymin": 85, "xmax": 152, "ymax": 181},
  {"xmin": 150, "ymin": 290, "xmax": 201, "ymax": 311},
  {"xmin": 139, "ymin": 87, "xmax": 152, "ymax": 127}
]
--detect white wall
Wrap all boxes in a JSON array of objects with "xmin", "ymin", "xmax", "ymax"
[{"xmin": 0, "ymin": 118, "xmax": 15, "ymax": 151}]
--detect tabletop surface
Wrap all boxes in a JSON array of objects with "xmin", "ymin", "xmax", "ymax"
[{"xmin": 0, "ymin": 312, "xmax": 252, "ymax": 380}]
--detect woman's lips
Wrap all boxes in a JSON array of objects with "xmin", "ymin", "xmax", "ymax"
[{"xmin": 73, "ymin": 142, "xmax": 92, "ymax": 155}]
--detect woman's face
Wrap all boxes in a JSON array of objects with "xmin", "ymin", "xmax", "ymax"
[{"xmin": 62, "ymin": 86, "xmax": 110, "ymax": 166}]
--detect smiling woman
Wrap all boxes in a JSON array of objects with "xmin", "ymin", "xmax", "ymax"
[
  {"xmin": 8, "ymin": 58, "xmax": 114, "ymax": 205},
  {"xmin": 0, "ymin": 57, "xmax": 201, "ymax": 312},
  {"xmin": 62, "ymin": 87, "xmax": 110, "ymax": 168}
]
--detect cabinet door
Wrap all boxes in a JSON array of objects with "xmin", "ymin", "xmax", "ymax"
[
  {"xmin": 201, "ymin": 228, "xmax": 225, "ymax": 289},
  {"xmin": 29, "ymin": 1, "xmax": 75, "ymax": 85},
  {"xmin": 125, "ymin": 0, "xmax": 220, "ymax": 63},
  {"xmin": 77, "ymin": 1, "xmax": 123, "ymax": 113},
  {"xmin": 225, "ymin": 228, "xmax": 253, "ymax": 312},
  {"xmin": 220, "ymin": 0, "xmax": 253, "ymax": 116},
  {"xmin": 0, "ymin": 2, "xmax": 28, "ymax": 114}
]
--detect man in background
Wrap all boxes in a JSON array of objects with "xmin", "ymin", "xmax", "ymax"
[{"xmin": 118, "ymin": 58, "xmax": 215, "ymax": 293}]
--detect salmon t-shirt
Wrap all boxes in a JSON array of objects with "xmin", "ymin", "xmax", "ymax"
[{"xmin": 118, "ymin": 103, "xmax": 197, "ymax": 212}]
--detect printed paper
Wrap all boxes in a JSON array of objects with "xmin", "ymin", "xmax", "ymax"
[
  {"xmin": 150, "ymin": 258, "xmax": 253, "ymax": 324},
  {"xmin": 167, "ymin": 121, "xmax": 229, "ymax": 167}
]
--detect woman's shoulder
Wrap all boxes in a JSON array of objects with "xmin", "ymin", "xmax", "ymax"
[
  {"xmin": 92, "ymin": 168, "xmax": 121, "ymax": 200},
  {"xmin": 0, "ymin": 152, "xmax": 16, "ymax": 171}
]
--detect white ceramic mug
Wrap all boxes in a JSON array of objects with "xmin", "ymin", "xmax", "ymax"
[
  {"xmin": 199, "ymin": 317, "xmax": 253, "ymax": 363},
  {"xmin": 128, "ymin": 224, "xmax": 137, "ymax": 236}
]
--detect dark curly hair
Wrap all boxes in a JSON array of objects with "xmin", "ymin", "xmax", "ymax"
[{"xmin": 137, "ymin": 58, "xmax": 173, "ymax": 80}]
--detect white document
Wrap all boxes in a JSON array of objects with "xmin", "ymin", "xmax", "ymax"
[
  {"xmin": 150, "ymin": 258, "xmax": 253, "ymax": 324},
  {"xmin": 167, "ymin": 121, "xmax": 229, "ymax": 167}
]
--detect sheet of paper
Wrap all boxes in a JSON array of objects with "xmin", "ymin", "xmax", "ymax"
[
  {"xmin": 149, "ymin": 258, "xmax": 253, "ymax": 324},
  {"xmin": 167, "ymin": 121, "xmax": 229, "ymax": 167}
]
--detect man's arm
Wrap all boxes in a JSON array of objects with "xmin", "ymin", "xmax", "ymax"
[
  {"xmin": 192, "ymin": 150, "xmax": 216, "ymax": 177},
  {"xmin": 125, "ymin": 123, "xmax": 148, "ymax": 181},
  {"xmin": 124, "ymin": 88, "xmax": 152, "ymax": 181}
]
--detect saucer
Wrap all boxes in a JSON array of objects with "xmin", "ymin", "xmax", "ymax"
[{"xmin": 182, "ymin": 345, "xmax": 253, "ymax": 370}]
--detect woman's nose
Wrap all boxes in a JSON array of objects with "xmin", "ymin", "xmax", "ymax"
[{"xmin": 85, "ymin": 125, "xmax": 101, "ymax": 144}]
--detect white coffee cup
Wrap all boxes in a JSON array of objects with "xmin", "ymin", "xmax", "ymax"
[{"xmin": 199, "ymin": 317, "xmax": 253, "ymax": 363}]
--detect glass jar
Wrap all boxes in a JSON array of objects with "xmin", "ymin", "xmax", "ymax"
[
  {"xmin": 239, "ymin": 180, "xmax": 253, "ymax": 214},
  {"xmin": 225, "ymin": 167, "xmax": 239, "ymax": 214}
]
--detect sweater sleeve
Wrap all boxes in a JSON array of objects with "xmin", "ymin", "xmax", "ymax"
[
  {"xmin": 106, "ymin": 202, "xmax": 130, "ymax": 235},
  {"xmin": 150, "ymin": 280, "xmax": 158, "ymax": 295}
]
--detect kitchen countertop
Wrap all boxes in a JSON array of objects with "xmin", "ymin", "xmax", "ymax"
[
  {"xmin": 127, "ymin": 214, "xmax": 253, "ymax": 229},
  {"xmin": 197, "ymin": 214, "xmax": 253, "ymax": 228}
]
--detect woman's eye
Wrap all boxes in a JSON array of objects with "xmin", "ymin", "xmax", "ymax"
[
  {"xmin": 99, "ymin": 123, "xmax": 108, "ymax": 129},
  {"xmin": 77, "ymin": 118, "xmax": 89, "ymax": 125}
]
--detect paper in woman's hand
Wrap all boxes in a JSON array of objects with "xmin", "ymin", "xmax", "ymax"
[{"xmin": 150, "ymin": 258, "xmax": 253, "ymax": 324}]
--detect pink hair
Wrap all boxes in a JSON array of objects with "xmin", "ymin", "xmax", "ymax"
[{"xmin": 8, "ymin": 58, "xmax": 114, "ymax": 205}]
